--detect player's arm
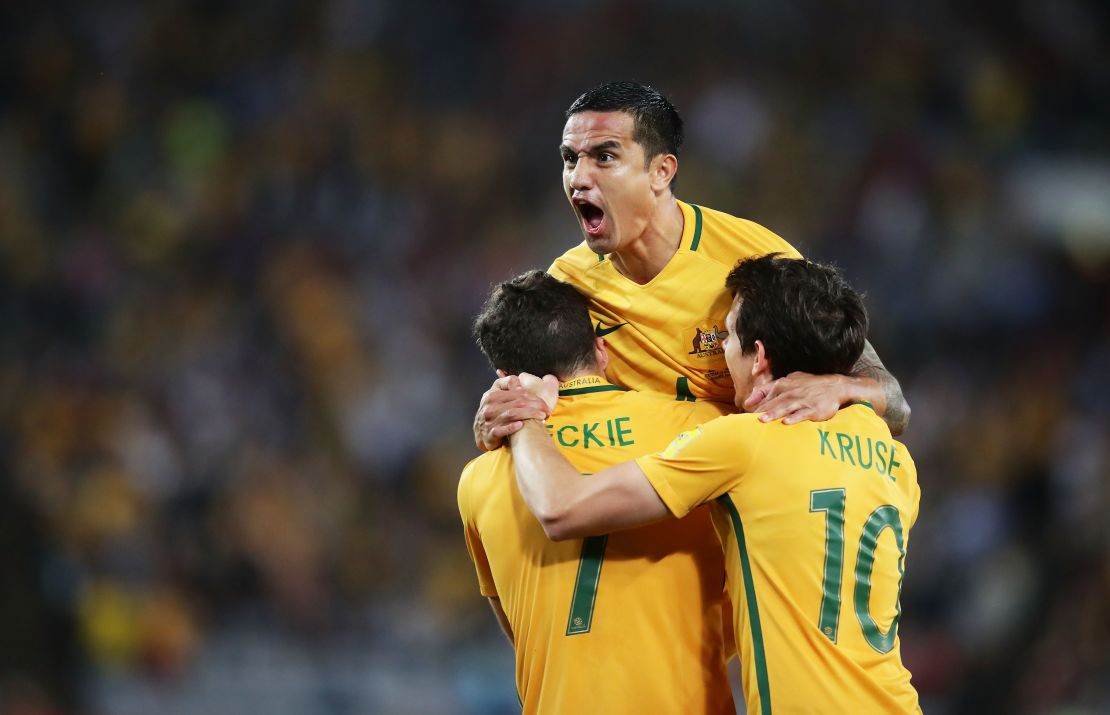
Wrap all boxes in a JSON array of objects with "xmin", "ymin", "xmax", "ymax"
[
  {"xmin": 487, "ymin": 597, "xmax": 514, "ymax": 646},
  {"xmin": 743, "ymin": 339, "xmax": 911, "ymax": 435},
  {"xmin": 850, "ymin": 340, "xmax": 911, "ymax": 434},
  {"xmin": 509, "ymin": 420, "xmax": 670, "ymax": 541}
]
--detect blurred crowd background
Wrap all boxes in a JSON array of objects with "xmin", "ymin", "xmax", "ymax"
[{"xmin": 1, "ymin": 0, "xmax": 1108, "ymax": 713}]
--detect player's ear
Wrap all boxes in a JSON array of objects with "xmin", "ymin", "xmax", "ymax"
[
  {"xmin": 752, "ymin": 340, "xmax": 772, "ymax": 380},
  {"xmin": 594, "ymin": 336, "xmax": 609, "ymax": 374},
  {"xmin": 649, "ymin": 153, "xmax": 678, "ymax": 193}
]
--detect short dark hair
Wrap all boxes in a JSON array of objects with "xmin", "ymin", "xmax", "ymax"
[
  {"xmin": 473, "ymin": 271, "xmax": 597, "ymax": 377},
  {"xmin": 725, "ymin": 254, "xmax": 868, "ymax": 379},
  {"xmin": 567, "ymin": 81, "xmax": 684, "ymax": 168}
]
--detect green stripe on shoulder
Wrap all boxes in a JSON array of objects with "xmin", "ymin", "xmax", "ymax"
[
  {"xmin": 716, "ymin": 494, "xmax": 772, "ymax": 714},
  {"xmin": 689, "ymin": 204, "xmax": 704, "ymax": 251},
  {"xmin": 558, "ymin": 385, "xmax": 626, "ymax": 397},
  {"xmin": 849, "ymin": 401, "xmax": 876, "ymax": 413}
]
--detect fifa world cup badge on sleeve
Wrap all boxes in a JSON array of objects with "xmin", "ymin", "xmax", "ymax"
[{"xmin": 661, "ymin": 427, "xmax": 705, "ymax": 460}]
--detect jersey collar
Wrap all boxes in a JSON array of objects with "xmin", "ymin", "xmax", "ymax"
[
  {"xmin": 677, "ymin": 200, "xmax": 704, "ymax": 252},
  {"xmin": 558, "ymin": 375, "xmax": 627, "ymax": 397}
]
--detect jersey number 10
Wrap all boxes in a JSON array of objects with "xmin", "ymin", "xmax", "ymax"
[{"xmin": 810, "ymin": 488, "xmax": 906, "ymax": 654}]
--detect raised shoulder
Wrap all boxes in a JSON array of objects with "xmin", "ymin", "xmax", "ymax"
[
  {"xmin": 548, "ymin": 241, "xmax": 603, "ymax": 282},
  {"xmin": 686, "ymin": 202, "xmax": 803, "ymax": 264}
]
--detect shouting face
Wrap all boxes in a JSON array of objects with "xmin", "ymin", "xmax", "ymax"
[{"xmin": 560, "ymin": 111, "xmax": 661, "ymax": 255}]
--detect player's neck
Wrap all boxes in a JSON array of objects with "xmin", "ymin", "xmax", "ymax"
[{"xmin": 610, "ymin": 195, "xmax": 684, "ymax": 285}]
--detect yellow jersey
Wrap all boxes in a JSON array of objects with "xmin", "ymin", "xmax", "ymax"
[
  {"xmin": 458, "ymin": 376, "xmax": 734, "ymax": 714},
  {"xmin": 638, "ymin": 403, "xmax": 921, "ymax": 714},
  {"xmin": 549, "ymin": 200, "xmax": 801, "ymax": 408}
]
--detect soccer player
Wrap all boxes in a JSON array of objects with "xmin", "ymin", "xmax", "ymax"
[
  {"xmin": 509, "ymin": 255, "xmax": 921, "ymax": 714},
  {"xmin": 475, "ymin": 81, "xmax": 910, "ymax": 447},
  {"xmin": 458, "ymin": 271, "xmax": 736, "ymax": 714}
]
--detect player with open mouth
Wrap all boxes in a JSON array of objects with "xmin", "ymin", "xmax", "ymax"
[{"xmin": 574, "ymin": 197, "xmax": 606, "ymax": 237}]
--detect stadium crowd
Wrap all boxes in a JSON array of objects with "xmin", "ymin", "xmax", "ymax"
[{"xmin": 1, "ymin": 1, "xmax": 1107, "ymax": 713}]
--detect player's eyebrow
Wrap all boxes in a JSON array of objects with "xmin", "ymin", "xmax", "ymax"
[
  {"xmin": 588, "ymin": 140, "xmax": 621, "ymax": 155},
  {"xmin": 586, "ymin": 140, "xmax": 621, "ymax": 155},
  {"xmin": 560, "ymin": 140, "xmax": 623, "ymax": 157}
]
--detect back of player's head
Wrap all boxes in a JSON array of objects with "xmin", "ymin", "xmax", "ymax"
[
  {"xmin": 567, "ymin": 81, "xmax": 684, "ymax": 165},
  {"xmin": 473, "ymin": 271, "xmax": 597, "ymax": 377},
  {"xmin": 725, "ymin": 254, "xmax": 868, "ymax": 379}
]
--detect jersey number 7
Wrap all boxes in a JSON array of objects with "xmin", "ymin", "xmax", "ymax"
[{"xmin": 565, "ymin": 535, "xmax": 607, "ymax": 635}]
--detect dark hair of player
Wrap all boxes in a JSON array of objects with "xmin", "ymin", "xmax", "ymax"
[
  {"xmin": 725, "ymin": 254, "xmax": 868, "ymax": 379},
  {"xmin": 566, "ymin": 81, "xmax": 684, "ymax": 169},
  {"xmin": 473, "ymin": 271, "xmax": 597, "ymax": 377}
]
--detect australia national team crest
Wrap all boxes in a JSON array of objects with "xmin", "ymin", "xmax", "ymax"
[{"xmin": 686, "ymin": 324, "xmax": 727, "ymax": 358}]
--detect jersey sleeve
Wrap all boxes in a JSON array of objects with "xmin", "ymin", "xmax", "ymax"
[
  {"xmin": 698, "ymin": 206, "xmax": 804, "ymax": 265},
  {"xmin": 457, "ymin": 462, "xmax": 498, "ymax": 597},
  {"xmin": 635, "ymin": 414, "xmax": 761, "ymax": 519},
  {"xmin": 744, "ymin": 220, "xmax": 803, "ymax": 260},
  {"xmin": 770, "ymin": 233, "xmax": 803, "ymax": 260}
]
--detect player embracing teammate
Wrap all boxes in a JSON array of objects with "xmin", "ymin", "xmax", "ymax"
[{"xmin": 459, "ymin": 82, "xmax": 921, "ymax": 714}]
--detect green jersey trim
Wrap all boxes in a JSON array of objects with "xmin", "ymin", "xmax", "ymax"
[
  {"xmin": 717, "ymin": 494, "xmax": 772, "ymax": 714},
  {"xmin": 689, "ymin": 204, "xmax": 704, "ymax": 251},
  {"xmin": 558, "ymin": 385, "xmax": 627, "ymax": 397},
  {"xmin": 675, "ymin": 377, "xmax": 697, "ymax": 402}
]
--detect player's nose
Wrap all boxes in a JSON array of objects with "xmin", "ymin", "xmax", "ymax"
[{"xmin": 567, "ymin": 160, "xmax": 595, "ymax": 191}]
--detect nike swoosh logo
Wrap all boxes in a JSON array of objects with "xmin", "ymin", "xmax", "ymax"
[{"xmin": 595, "ymin": 321, "xmax": 628, "ymax": 337}]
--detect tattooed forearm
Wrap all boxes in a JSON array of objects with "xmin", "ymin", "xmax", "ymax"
[{"xmin": 852, "ymin": 340, "xmax": 911, "ymax": 436}]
